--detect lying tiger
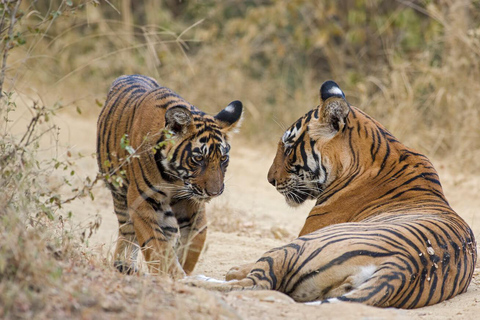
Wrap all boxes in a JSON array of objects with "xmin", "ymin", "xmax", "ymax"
[
  {"xmin": 184, "ymin": 80, "xmax": 477, "ymax": 308},
  {"xmin": 97, "ymin": 75, "xmax": 242, "ymax": 278}
]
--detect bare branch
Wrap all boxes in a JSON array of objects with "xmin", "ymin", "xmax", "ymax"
[{"xmin": 0, "ymin": 0, "xmax": 22, "ymax": 97}]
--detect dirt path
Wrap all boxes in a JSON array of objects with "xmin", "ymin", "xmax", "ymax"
[{"xmin": 58, "ymin": 112, "xmax": 479, "ymax": 319}]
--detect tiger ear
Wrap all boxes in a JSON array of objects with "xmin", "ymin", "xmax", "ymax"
[
  {"xmin": 165, "ymin": 106, "xmax": 193, "ymax": 135},
  {"xmin": 309, "ymin": 80, "xmax": 350, "ymax": 140},
  {"xmin": 214, "ymin": 100, "xmax": 243, "ymax": 133}
]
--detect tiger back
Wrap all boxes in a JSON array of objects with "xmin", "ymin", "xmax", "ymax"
[
  {"xmin": 97, "ymin": 75, "xmax": 243, "ymax": 278},
  {"xmin": 183, "ymin": 80, "xmax": 476, "ymax": 309}
]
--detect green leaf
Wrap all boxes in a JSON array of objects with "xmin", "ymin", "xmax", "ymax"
[
  {"xmin": 120, "ymin": 134, "xmax": 129, "ymax": 150},
  {"xmin": 115, "ymin": 176, "xmax": 124, "ymax": 187},
  {"xmin": 41, "ymin": 205, "xmax": 55, "ymax": 220},
  {"xmin": 103, "ymin": 159, "xmax": 111, "ymax": 168},
  {"xmin": 51, "ymin": 11, "xmax": 62, "ymax": 19},
  {"xmin": 125, "ymin": 145, "xmax": 135, "ymax": 155}
]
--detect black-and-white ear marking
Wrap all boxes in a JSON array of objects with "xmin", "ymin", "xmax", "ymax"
[
  {"xmin": 320, "ymin": 80, "xmax": 346, "ymax": 102},
  {"xmin": 165, "ymin": 106, "xmax": 193, "ymax": 134},
  {"xmin": 309, "ymin": 80, "xmax": 350, "ymax": 139},
  {"xmin": 214, "ymin": 100, "xmax": 243, "ymax": 132}
]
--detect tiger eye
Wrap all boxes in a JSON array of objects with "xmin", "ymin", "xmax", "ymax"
[{"xmin": 193, "ymin": 155, "xmax": 204, "ymax": 163}]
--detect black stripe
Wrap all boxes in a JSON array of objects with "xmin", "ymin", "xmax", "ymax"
[{"xmin": 141, "ymin": 236, "xmax": 167, "ymax": 247}]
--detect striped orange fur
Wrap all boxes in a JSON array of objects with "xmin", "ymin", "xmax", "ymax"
[
  {"xmin": 97, "ymin": 75, "xmax": 242, "ymax": 278},
  {"xmin": 184, "ymin": 80, "xmax": 476, "ymax": 308}
]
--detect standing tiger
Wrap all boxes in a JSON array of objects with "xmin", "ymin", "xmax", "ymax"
[
  {"xmin": 97, "ymin": 75, "xmax": 243, "ymax": 278},
  {"xmin": 184, "ymin": 80, "xmax": 477, "ymax": 308}
]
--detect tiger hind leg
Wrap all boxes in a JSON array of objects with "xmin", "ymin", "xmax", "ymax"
[
  {"xmin": 304, "ymin": 283, "xmax": 395, "ymax": 307},
  {"xmin": 301, "ymin": 266, "xmax": 403, "ymax": 308}
]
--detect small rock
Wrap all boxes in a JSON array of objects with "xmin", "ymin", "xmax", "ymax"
[
  {"xmin": 260, "ymin": 296, "xmax": 277, "ymax": 303},
  {"xmin": 271, "ymin": 226, "xmax": 290, "ymax": 240},
  {"xmin": 101, "ymin": 298, "xmax": 124, "ymax": 312}
]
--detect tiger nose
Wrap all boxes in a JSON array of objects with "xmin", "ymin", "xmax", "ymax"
[
  {"xmin": 267, "ymin": 164, "xmax": 276, "ymax": 186},
  {"xmin": 206, "ymin": 185, "xmax": 224, "ymax": 197},
  {"xmin": 268, "ymin": 176, "xmax": 276, "ymax": 187}
]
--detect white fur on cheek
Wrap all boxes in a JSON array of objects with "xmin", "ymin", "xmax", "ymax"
[
  {"xmin": 282, "ymin": 126, "xmax": 299, "ymax": 145},
  {"xmin": 282, "ymin": 130, "xmax": 291, "ymax": 144}
]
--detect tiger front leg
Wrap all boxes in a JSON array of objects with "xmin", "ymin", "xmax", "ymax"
[
  {"xmin": 182, "ymin": 257, "xmax": 278, "ymax": 291},
  {"xmin": 181, "ymin": 275, "xmax": 258, "ymax": 292},
  {"xmin": 183, "ymin": 252, "xmax": 285, "ymax": 292},
  {"xmin": 113, "ymin": 219, "xmax": 139, "ymax": 274},
  {"xmin": 111, "ymin": 191, "xmax": 139, "ymax": 274},
  {"xmin": 174, "ymin": 201, "xmax": 208, "ymax": 275},
  {"xmin": 127, "ymin": 190, "xmax": 185, "ymax": 279}
]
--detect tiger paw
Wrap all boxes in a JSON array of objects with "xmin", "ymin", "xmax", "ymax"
[
  {"xmin": 225, "ymin": 262, "xmax": 254, "ymax": 281},
  {"xmin": 180, "ymin": 274, "xmax": 227, "ymax": 288},
  {"xmin": 114, "ymin": 261, "xmax": 138, "ymax": 275},
  {"xmin": 170, "ymin": 266, "xmax": 187, "ymax": 280}
]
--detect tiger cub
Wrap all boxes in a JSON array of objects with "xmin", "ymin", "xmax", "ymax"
[
  {"xmin": 184, "ymin": 80, "xmax": 476, "ymax": 308},
  {"xmin": 97, "ymin": 75, "xmax": 242, "ymax": 278}
]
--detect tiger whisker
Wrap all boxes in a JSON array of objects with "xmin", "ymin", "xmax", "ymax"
[{"xmin": 272, "ymin": 116, "xmax": 287, "ymax": 131}]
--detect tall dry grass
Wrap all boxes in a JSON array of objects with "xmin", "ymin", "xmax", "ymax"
[
  {"xmin": 0, "ymin": 1, "xmax": 103, "ymax": 317},
  {"xmin": 10, "ymin": 0, "xmax": 479, "ymax": 169}
]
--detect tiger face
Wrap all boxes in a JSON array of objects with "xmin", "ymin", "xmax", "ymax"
[
  {"xmin": 156, "ymin": 102, "xmax": 242, "ymax": 202},
  {"xmin": 268, "ymin": 81, "xmax": 350, "ymax": 206}
]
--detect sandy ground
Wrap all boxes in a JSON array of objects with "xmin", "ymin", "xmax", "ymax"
[{"xmin": 54, "ymin": 111, "xmax": 480, "ymax": 320}]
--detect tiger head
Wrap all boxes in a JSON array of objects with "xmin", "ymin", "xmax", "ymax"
[
  {"xmin": 157, "ymin": 101, "xmax": 243, "ymax": 202},
  {"xmin": 267, "ymin": 81, "xmax": 351, "ymax": 207}
]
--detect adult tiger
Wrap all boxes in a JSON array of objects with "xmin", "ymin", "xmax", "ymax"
[
  {"xmin": 97, "ymin": 75, "xmax": 243, "ymax": 278},
  {"xmin": 184, "ymin": 80, "xmax": 477, "ymax": 308}
]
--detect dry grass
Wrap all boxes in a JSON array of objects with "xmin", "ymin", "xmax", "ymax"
[
  {"xmin": 0, "ymin": 229, "xmax": 236, "ymax": 319},
  {"xmin": 10, "ymin": 1, "xmax": 478, "ymax": 169}
]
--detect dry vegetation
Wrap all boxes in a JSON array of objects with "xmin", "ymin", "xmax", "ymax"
[
  {"xmin": 1, "ymin": 0, "xmax": 480, "ymax": 318},
  {"xmin": 12, "ymin": 0, "xmax": 480, "ymax": 161}
]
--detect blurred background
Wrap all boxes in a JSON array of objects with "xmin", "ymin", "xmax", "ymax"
[{"xmin": 8, "ymin": 0, "xmax": 480, "ymax": 167}]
